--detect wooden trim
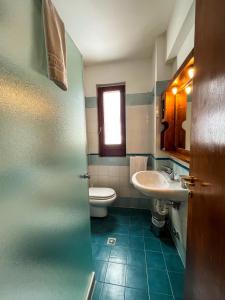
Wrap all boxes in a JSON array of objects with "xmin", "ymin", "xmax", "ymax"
[
  {"xmin": 167, "ymin": 149, "xmax": 190, "ymax": 164},
  {"xmin": 97, "ymin": 84, "xmax": 126, "ymax": 156}
]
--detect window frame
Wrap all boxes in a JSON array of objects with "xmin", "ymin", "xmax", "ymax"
[{"xmin": 97, "ymin": 84, "xmax": 126, "ymax": 156}]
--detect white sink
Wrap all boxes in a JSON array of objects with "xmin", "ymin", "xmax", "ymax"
[{"xmin": 132, "ymin": 171, "xmax": 189, "ymax": 203}]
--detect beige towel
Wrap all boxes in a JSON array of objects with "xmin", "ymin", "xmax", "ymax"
[
  {"xmin": 130, "ymin": 156, "xmax": 148, "ymax": 182},
  {"xmin": 42, "ymin": 0, "xmax": 68, "ymax": 91}
]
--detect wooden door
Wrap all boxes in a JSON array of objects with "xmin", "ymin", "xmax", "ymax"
[{"xmin": 185, "ymin": 0, "xmax": 225, "ymax": 299}]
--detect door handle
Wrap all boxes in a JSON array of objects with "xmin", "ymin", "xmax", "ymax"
[
  {"xmin": 181, "ymin": 176, "xmax": 197, "ymax": 190},
  {"xmin": 180, "ymin": 175, "xmax": 198, "ymax": 183},
  {"xmin": 186, "ymin": 182, "xmax": 196, "ymax": 188},
  {"xmin": 79, "ymin": 173, "xmax": 90, "ymax": 179}
]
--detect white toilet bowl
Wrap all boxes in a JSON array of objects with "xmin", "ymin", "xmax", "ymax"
[{"xmin": 89, "ymin": 187, "xmax": 117, "ymax": 218}]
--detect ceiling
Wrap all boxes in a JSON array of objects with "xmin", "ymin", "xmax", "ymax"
[{"xmin": 53, "ymin": 0, "xmax": 176, "ymax": 66}]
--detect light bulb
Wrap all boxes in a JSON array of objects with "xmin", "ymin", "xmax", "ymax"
[
  {"xmin": 188, "ymin": 67, "xmax": 194, "ymax": 79},
  {"xmin": 185, "ymin": 86, "xmax": 192, "ymax": 94},
  {"xmin": 172, "ymin": 86, "xmax": 178, "ymax": 95}
]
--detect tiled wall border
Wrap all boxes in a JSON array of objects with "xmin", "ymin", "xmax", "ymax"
[
  {"xmin": 85, "ymin": 92, "xmax": 154, "ymax": 108},
  {"xmin": 88, "ymin": 153, "xmax": 152, "ymax": 167},
  {"xmin": 85, "ymin": 80, "xmax": 170, "ymax": 108},
  {"xmin": 156, "ymin": 80, "xmax": 169, "ymax": 96},
  {"xmin": 87, "ymin": 153, "xmax": 190, "ymax": 171}
]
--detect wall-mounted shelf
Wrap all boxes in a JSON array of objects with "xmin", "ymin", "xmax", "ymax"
[{"xmin": 167, "ymin": 150, "xmax": 190, "ymax": 164}]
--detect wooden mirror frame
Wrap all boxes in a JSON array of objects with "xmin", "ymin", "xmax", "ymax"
[{"xmin": 161, "ymin": 49, "xmax": 194, "ymax": 163}]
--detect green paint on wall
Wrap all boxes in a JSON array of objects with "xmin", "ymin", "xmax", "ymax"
[{"xmin": 85, "ymin": 92, "xmax": 154, "ymax": 108}]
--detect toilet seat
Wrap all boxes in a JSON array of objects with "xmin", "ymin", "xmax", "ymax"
[{"xmin": 89, "ymin": 187, "xmax": 116, "ymax": 200}]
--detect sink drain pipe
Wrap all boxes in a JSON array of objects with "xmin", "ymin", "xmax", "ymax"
[{"xmin": 151, "ymin": 199, "xmax": 169, "ymax": 234}]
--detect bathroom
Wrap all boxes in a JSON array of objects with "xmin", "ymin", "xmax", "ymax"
[
  {"xmin": 85, "ymin": 32, "xmax": 190, "ymax": 300},
  {"xmin": 0, "ymin": 0, "xmax": 224, "ymax": 300}
]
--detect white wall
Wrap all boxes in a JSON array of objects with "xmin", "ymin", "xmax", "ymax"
[
  {"xmin": 177, "ymin": 24, "xmax": 195, "ymax": 69},
  {"xmin": 155, "ymin": 34, "xmax": 173, "ymax": 82},
  {"xmin": 84, "ymin": 58, "xmax": 154, "ymax": 97},
  {"xmin": 166, "ymin": 0, "xmax": 195, "ymax": 61}
]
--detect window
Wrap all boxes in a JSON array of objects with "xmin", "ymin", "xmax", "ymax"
[{"xmin": 97, "ymin": 84, "xmax": 126, "ymax": 156}]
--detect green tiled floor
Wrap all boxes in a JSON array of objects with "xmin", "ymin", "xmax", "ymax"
[{"xmin": 91, "ymin": 207, "xmax": 184, "ymax": 300}]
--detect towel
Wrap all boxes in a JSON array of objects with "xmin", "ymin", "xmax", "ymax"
[
  {"xmin": 42, "ymin": 0, "xmax": 68, "ymax": 91},
  {"xmin": 129, "ymin": 156, "xmax": 148, "ymax": 182}
]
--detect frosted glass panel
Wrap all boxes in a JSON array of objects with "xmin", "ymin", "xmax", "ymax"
[
  {"xmin": 103, "ymin": 91, "xmax": 122, "ymax": 145},
  {"xmin": 0, "ymin": 1, "xmax": 93, "ymax": 299}
]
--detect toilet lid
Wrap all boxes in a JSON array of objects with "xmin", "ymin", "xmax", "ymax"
[{"xmin": 89, "ymin": 187, "xmax": 116, "ymax": 200}]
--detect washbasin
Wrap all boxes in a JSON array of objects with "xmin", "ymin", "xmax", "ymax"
[{"xmin": 132, "ymin": 171, "xmax": 189, "ymax": 203}]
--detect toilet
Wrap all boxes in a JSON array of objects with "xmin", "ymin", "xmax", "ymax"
[{"xmin": 89, "ymin": 187, "xmax": 117, "ymax": 218}]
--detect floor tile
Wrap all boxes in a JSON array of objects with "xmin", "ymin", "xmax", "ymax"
[
  {"xmin": 92, "ymin": 233, "xmax": 108, "ymax": 245},
  {"xmin": 130, "ymin": 208, "xmax": 147, "ymax": 216},
  {"xmin": 164, "ymin": 254, "xmax": 184, "ymax": 272},
  {"xmin": 161, "ymin": 239, "xmax": 177, "ymax": 255},
  {"xmin": 109, "ymin": 207, "xmax": 131, "ymax": 216},
  {"xmin": 92, "ymin": 244, "xmax": 111, "ymax": 261},
  {"xmin": 144, "ymin": 238, "xmax": 162, "ymax": 252},
  {"xmin": 108, "ymin": 207, "xmax": 121, "ymax": 214},
  {"xmin": 105, "ymin": 262, "xmax": 126, "ymax": 286},
  {"xmin": 126, "ymin": 265, "xmax": 148, "ymax": 290},
  {"xmin": 108, "ymin": 223, "xmax": 129, "ymax": 235},
  {"xmin": 169, "ymin": 271, "xmax": 184, "ymax": 299},
  {"xmin": 146, "ymin": 251, "xmax": 166, "ymax": 270},
  {"xmin": 129, "ymin": 224, "xmax": 144, "ymax": 237},
  {"xmin": 100, "ymin": 283, "xmax": 125, "ymax": 300},
  {"xmin": 94, "ymin": 260, "xmax": 108, "ymax": 282},
  {"xmin": 91, "ymin": 223, "xmax": 105, "ymax": 234},
  {"xmin": 109, "ymin": 246, "xmax": 127, "ymax": 264},
  {"xmin": 101, "ymin": 222, "xmax": 118, "ymax": 234},
  {"xmin": 91, "ymin": 208, "xmax": 184, "ymax": 300},
  {"xmin": 125, "ymin": 287, "xmax": 149, "ymax": 300},
  {"xmin": 92, "ymin": 281, "xmax": 103, "ymax": 300},
  {"xmin": 148, "ymin": 269, "xmax": 172, "ymax": 295},
  {"xmin": 144, "ymin": 227, "xmax": 155, "ymax": 238},
  {"xmin": 109, "ymin": 234, "xmax": 129, "ymax": 247},
  {"xmin": 127, "ymin": 249, "xmax": 145, "ymax": 267},
  {"xmin": 129, "ymin": 236, "xmax": 145, "ymax": 250},
  {"xmin": 130, "ymin": 215, "xmax": 145, "ymax": 225},
  {"xmin": 115, "ymin": 215, "xmax": 130, "ymax": 224},
  {"xmin": 150, "ymin": 293, "xmax": 173, "ymax": 300},
  {"xmin": 106, "ymin": 214, "xmax": 130, "ymax": 225}
]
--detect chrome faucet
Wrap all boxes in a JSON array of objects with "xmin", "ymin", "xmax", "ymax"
[
  {"xmin": 161, "ymin": 166, "xmax": 179, "ymax": 181},
  {"xmin": 170, "ymin": 170, "xmax": 179, "ymax": 181}
]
